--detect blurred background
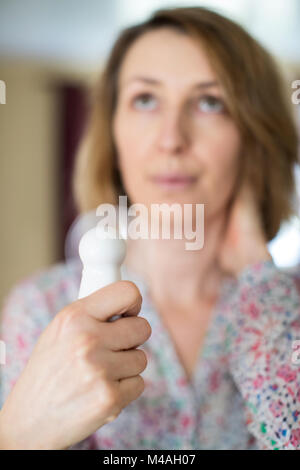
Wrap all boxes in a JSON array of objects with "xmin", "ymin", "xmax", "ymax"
[{"xmin": 0, "ymin": 0, "xmax": 300, "ymax": 309}]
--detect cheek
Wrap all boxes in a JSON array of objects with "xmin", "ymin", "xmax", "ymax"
[
  {"xmin": 114, "ymin": 110, "xmax": 149, "ymax": 165},
  {"xmin": 113, "ymin": 112, "xmax": 148, "ymax": 199},
  {"xmin": 198, "ymin": 120, "xmax": 241, "ymax": 183},
  {"xmin": 194, "ymin": 120, "xmax": 241, "ymax": 212}
]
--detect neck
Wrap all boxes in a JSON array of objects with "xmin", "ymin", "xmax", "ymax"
[{"xmin": 124, "ymin": 210, "xmax": 229, "ymax": 309}]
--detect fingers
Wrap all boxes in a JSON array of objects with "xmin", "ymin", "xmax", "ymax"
[
  {"xmin": 77, "ymin": 280, "xmax": 143, "ymax": 323},
  {"xmin": 95, "ymin": 348, "xmax": 148, "ymax": 381},
  {"xmin": 118, "ymin": 375, "xmax": 145, "ymax": 409},
  {"xmin": 97, "ymin": 316, "xmax": 152, "ymax": 351}
]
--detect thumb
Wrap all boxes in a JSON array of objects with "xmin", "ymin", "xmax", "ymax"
[{"xmin": 77, "ymin": 280, "xmax": 143, "ymax": 322}]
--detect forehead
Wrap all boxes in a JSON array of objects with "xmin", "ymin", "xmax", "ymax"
[{"xmin": 118, "ymin": 27, "xmax": 217, "ymax": 89}]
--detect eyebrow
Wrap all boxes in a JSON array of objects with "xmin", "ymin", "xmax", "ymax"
[{"xmin": 121, "ymin": 76, "xmax": 219, "ymax": 90}]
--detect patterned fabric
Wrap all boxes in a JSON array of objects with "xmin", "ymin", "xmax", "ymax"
[{"xmin": 0, "ymin": 257, "xmax": 299, "ymax": 450}]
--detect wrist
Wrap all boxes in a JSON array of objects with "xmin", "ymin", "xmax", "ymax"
[
  {"xmin": 0, "ymin": 410, "xmax": 16, "ymax": 450},
  {"xmin": 0, "ymin": 408, "xmax": 44, "ymax": 450}
]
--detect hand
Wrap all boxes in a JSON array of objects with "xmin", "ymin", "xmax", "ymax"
[
  {"xmin": 218, "ymin": 181, "xmax": 272, "ymax": 277},
  {"xmin": 0, "ymin": 281, "xmax": 151, "ymax": 450}
]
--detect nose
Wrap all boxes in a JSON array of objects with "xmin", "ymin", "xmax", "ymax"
[{"xmin": 157, "ymin": 107, "xmax": 190, "ymax": 155}]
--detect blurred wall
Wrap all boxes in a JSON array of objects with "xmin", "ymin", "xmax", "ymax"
[{"xmin": 0, "ymin": 59, "xmax": 93, "ymax": 310}]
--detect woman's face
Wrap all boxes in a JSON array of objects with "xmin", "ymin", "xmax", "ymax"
[{"xmin": 113, "ymin": 27, "xmax": 242, "ymax": 219}]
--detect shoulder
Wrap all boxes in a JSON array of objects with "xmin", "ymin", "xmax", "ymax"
[
  {"xmin": 232, "ymin": 259, "xmax": 300, "ymax": 300},
  {"xmin": 223, "ymin": 260, "xmax": 300, "ymax": 342},
  {"xmin": 284, "ymin": 265, "xmax": 300, "ymax": 292}
]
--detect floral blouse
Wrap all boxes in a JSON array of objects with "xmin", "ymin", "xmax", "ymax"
[{"xmin": 0, "ymin": 257, "xmax": 300, "ymax": 450}]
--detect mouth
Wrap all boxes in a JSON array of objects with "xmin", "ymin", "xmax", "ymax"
[{"xmin": 150, "ymin": 173, "xmax": 198, "ymax": 190}]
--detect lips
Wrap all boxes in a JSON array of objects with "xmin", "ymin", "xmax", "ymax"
[
  {"xmin": 150, "ymin": 173, "xmax": 198, "ymax": 189},
  {"xmin": 152, "ymin": 174, "xmax": 196, "ymax": 183}
]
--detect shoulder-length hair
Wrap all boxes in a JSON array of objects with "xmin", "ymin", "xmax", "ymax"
[{"xmin": 72, "ymin": 6, "xmax": 299, "ymax": 241}]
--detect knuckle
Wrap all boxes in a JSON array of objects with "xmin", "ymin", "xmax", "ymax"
[
  {"xmin": 74, "ymin": 332, "xmax": 96, "ymax": 359},
  {"xmin": 136, "ymin": 317, "xmax": 152, "ymax": 341},
  {"xmin": 81, "ymin": 367, "xmax": 98, "ymax": 386},
  {"xmin": 73, "ymin": 336, "xmax": 108, "ymax": 378},
  {"xmin": 74, "ymin": 355, "xmax": 102, "ymax": 388},
  {"xmin": 62, "ymin": 302, "xmax": 82, "ymax": 320},
  {"xmin": 137, "ymin": 375, "xmax": 145, "ymax": 393},
  {"xmin": 100, "ymin": 384, "xmax": 120, "ymax": 414},
  {"xmin": 121, "ymin": 280, "xmax": 142, "ymax": 303},
  {"xmin": 123, "ymin": 317, "xmax": 151, "ymax": 346},
  {"xmin": 55, "ymin": 303, "xmax": 82, "ymax": 335},
  {"xmin": 136, "ymin": 349, "xmax": 148, "ymax": 371},
  {"xmin": 142, "ymin": 318, "xmax": 152, "ymax": 340}
]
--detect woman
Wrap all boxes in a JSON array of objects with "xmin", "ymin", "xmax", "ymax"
[{"xmin": 0, "ymin": 6, "xmax": 300, "ymax": 450}]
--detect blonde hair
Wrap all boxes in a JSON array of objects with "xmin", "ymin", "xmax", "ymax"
[{"xmin": 73, "ymin": 6, "xmax": 299, "ymax": 241}]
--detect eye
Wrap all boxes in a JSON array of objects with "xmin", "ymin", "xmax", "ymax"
[
  {"xmin": 196, "ymin": 95, "xmax": 225, "ymax": 113},
  {"xmin": 132, "ymin": 93, "xmax": 157, "ymax": 110}
]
